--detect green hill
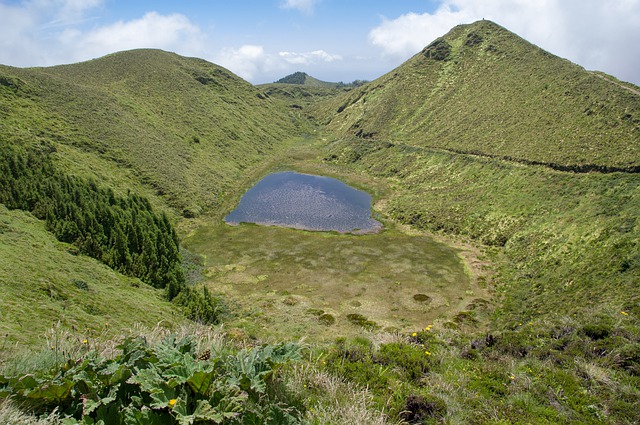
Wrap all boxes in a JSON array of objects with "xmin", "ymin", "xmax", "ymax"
[
  {"xmin": 275, "ymin": 71, "xmax": 323, "ymax": 86},
  {"xmin": 264, "ymin": 72, "xmax": 367, "ymax": 110},
  {"xmin": 315, "ymin": 20, "xmax": 640, "ymax": 170},
  {"xmin": 314, "ymin": 19, "xmax": 639, "ymax": 325},
  {"xmin": 311, "ymin": 21, "xmax": 639, "ymax": 422},
  {"xmin": 275, "ymin": 71, "xmax": 367, "ymax": 88},
  {"xmin": 0, "ymin": 49, "xmax": 299, "ymax": 216}
]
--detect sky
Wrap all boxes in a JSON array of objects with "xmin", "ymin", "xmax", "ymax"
[{"xmin": 1, "ymin": 0, "xmax": 639, "ymax": 85}]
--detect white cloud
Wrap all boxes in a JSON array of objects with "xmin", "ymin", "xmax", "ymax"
[
  {"xmin": 369, "ymin": 9, "xmax": 466, "ymax": 58},
  {"xmin": 369, "ymin": 0, "xmax": 640, "ymax": 85},
  {"xmin": 0, "ymin": 1, "xmax": 206, "ymax": 67},
  {"xmin": 215, "ymin": 46, "xmax": 343, "ymax": 81},
  {"xmin": 216, "ymin": 45, "xmax": 284, "ymax": 81},
  {"xmin": 280, "ymin": 0, "xmax": 320, "ymax": 15},
  {"xmin": 279, "ymin": 50, "xmax": 342, "ymax": 65},
  {"xmin": 68, "ymin": 12, "xmax": 205, "ymax": 61}
]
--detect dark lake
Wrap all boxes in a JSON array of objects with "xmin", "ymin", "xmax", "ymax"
[{"xmin": 224, "ymin": 172, "xmax": 382, "ymax": 233}]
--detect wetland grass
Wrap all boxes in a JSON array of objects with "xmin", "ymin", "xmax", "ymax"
[{"xmin": 184, "ymin": 220, "xmax": 489, "ymax": 341}]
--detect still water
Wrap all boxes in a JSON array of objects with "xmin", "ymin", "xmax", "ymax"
[{"xmin": 225, "ymin": 172, "xmax": 382, "ymax": 233}]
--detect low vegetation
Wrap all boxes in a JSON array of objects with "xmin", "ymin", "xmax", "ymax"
[
  {"xmin": 318, "ymin": 138, "xmax": 640, "ymax": 423},
  {"xmin": 0, "ymin": 205, "xmax": 177, "ymax": 350},
  {"xmin": 183, "ymin": 218, "xmax": 489, "ymax": 342},
  {"xmin": 1, "ymin": 333, "xmax": 301, "ymax": 423}
]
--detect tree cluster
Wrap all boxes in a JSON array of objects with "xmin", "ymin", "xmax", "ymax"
[{"xmin": 0, "ymin": 143, "xmax": 224, "ymax": 322}]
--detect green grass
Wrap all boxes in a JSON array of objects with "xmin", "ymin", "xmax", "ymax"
[{"xmin": 322, "ymin": 138, "xmax": 639, "ymax": 322}]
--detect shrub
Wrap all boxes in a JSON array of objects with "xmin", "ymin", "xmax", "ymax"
[
  {"xmin": 413, "ymin": 293, "xmax": 431, "ymax": 303},
  {"xmin": 346, "ymin": 313, "xmax": 379, "ymax": 330},
  {"xmin": 319, "ymin": 313, "xmax": 335, "ymax": 326},
  {"xmin": 174, "ymin": 286, "xmax": 229, "ymax": 325},
  {"xmin": 400, "ymin": 394, "xmax": 447, "ymax": 424},
  {"xmin": 375, "ymin": 343, "xmax": 430, "ymax": 381}
]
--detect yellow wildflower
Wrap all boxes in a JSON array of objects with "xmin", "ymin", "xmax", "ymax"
[
  {"xmin": 82, "ymin": 339, "xmax": 88, "ymax": 344},
  {"xmin": 411, "ymin": 332, "xmax": 417, "ymax": 337},
  {"xmin": 424, "ymin": 351, "xmax": 431, "ymax": 356},
  {"xmin": 621, "ymin": 311, "xmax": 629, "ymax": 316},
  {"xmin": 168, "ymin": 399, "xmax": 177, "ymax": 408}
]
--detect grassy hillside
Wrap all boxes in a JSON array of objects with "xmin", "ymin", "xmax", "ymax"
[
  {"xmin": 0, "ymin": 49, "xmax": 299, "ymax": 215},
  {"xmin": 0, "ymin": 204, "xmax": 178, "ymax": 352},
  {"xmin": 310, "ymin": 19, "xmax": 640, "ymax": 321},
  {"xmin": 315, "ymin": 20, "xmax": 640, "ymax": 170},
  {"xmin": 323, "ymin": 138, "xmax": 639, "ymax": 318},
  {"xmin": 263, "ymin": 72, "xmax": 369, "ymax": 111}
]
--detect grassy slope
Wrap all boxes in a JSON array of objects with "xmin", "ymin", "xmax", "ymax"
[
  {"xmin": 315, "ymin": 20, "xmax": 640, "ymax": 169},
  {"xmin": 0, "ymin": 205, "xmax": 178, "ymax": 354},
  {"xmin": 323, "ymin": 139, "xmax": 639, "ymax": 321},
  {"xmin": 0, "ymin": 49, "xmax": 299, "ymax": 214},
  {"xmin": 259, "ymin": 84, "xmax": 351, "ymax": 113}
]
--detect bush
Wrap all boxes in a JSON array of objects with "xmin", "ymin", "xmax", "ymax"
[
  {"xmin": 346, "ymin": 313, "xmax": 379, "ymax": 330},
  {"xmin": 400, "ymin": 394, "xmax": 447, "ymax": 424},
  {"xmin": 318, "ymin": 313, "xmax": 335, "ymax": 326},
  {"xmin": 375, "ymin": 343, "xmax": 430, "ymax": 381},
  {"xmin": 324, "ymin": 337, "xmax": 436, "ymax": 419},
  {"xmin": 174, "ymin": 286, "xmax": 228, "ymax": 325}
]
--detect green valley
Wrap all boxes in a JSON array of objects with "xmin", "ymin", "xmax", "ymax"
[{"xmin": 1, "ymin": 20, "xmax": 638, "ymax": 424}]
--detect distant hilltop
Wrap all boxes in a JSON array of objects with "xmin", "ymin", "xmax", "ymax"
[{"xmin": 274, "ymin": 71, "xmax": 368, "ymax": 88}]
